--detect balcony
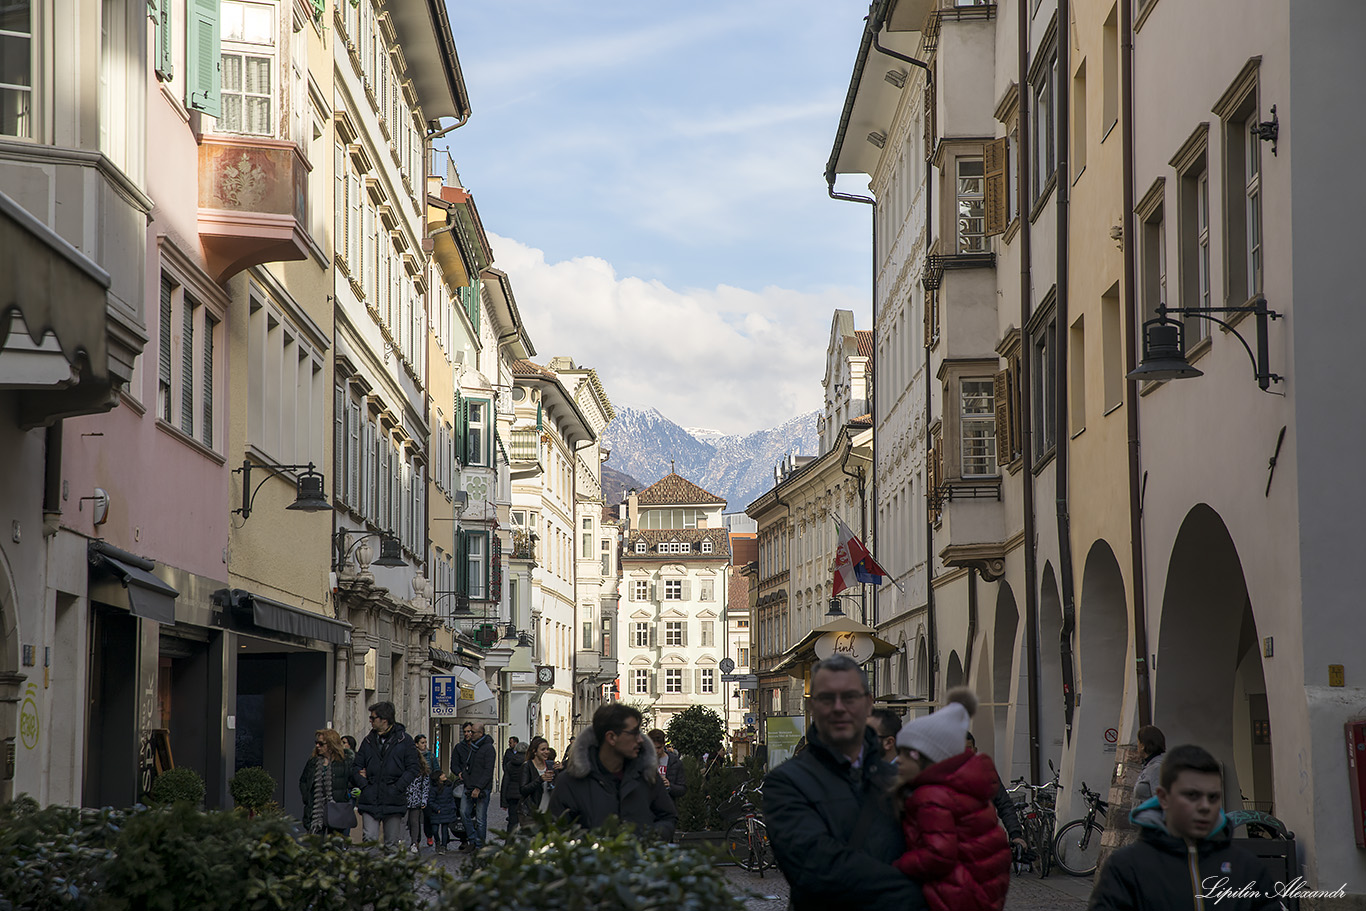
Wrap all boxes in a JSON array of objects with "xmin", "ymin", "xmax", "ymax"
[
  {"xmin": 508, "ymin": 428, "xmax": 541, "ymax": 461},
  {"xmin": 198, "ymin": 135, "xmax": 311, "ymax": 282},
  {"xmin": 510, "ymin": 530, "xmax": 536, "ymax": 564},
  {"xmin": 575, "ymin": 649, "xmax": 601, "ymax": 677}
]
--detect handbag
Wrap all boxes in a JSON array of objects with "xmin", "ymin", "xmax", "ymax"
[{"xmin": 326, "ymin": 799, "xmax": 356, "ymax": 829}]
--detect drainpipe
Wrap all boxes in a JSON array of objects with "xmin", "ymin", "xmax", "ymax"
[
  {"xmin": 1121, "ymin": 0, "xmax": 1154, "ymax": 729},
  {"xmin": 423, "ymin": 116, "xmax": 470, "ymax": 241},
  {"xmin": 1055, "ymin": 0, "xmax": 1079, "ymax": 744},
  {"xmin": 1018, "ymin": 0, "xmax": 1042, "ymax": 784},
  {"xmin": 839, "ymin": 437, "xmax": 869, "ymax": 625},
  {"xmin": 965, "ymin": 568, "xmax": 978, "ymax": 681}
]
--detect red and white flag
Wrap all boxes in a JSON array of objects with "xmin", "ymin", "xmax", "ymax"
[{"xmin": 832, "ymin": 518, "xmax": 898, "ymax": 595}]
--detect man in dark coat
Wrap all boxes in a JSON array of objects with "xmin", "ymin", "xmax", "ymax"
[
  {"xmin": 765, "ymin": 655, "xmax": 927, "ymax": 911},
  {"xmin": 459, "ymin": 722, "xmax": 496, "ymax": 849},
  {"xmin": 351, "ymin": 700, "xmax": 422, "ymax": 847},
  {"xmin": 647, "ymin": 729, "xmax": 688, "ymax": 801},
  {"xmin": 1089, "ymin": 744, "xmax": 1283, "ymax": 911},
  {"xmin": 501, "ymin": 740, "xmax": 527, "ymax": 831},
  {"xmin": 550, "ymin": 703, "xmax": 676, "ymax": 840}
]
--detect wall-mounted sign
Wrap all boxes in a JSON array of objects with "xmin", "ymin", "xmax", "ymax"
[
  {"xmin": 814, "ymin": 630, "xmax": 875, "ymax": 664},
  {"xmin": 430, "ymin": 675, "xmax": 457, "ymax": 717}
]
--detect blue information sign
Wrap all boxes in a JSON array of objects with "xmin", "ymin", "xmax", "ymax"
[{"xmin": 430, "ymin": 675, "xmax": 457, "ymax": 717}]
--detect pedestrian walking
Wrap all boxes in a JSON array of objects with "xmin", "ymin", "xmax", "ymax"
[
  {"xmin": 965, "ymin": 731, "xmax": 1029, "ymax": 854},
  {"xmin": 460, "ymin": 722, "xmax": 496, "ymax": 850},
  {"xmin": 427, "ymin": 769, "xmax": 461, "ymax": 854},
  {"xmin": 764, "ymin": 654, "xmax": 926, "ymax": 911},
  {"xmin": 351, "ymin": 701, "xmax": 423, "ymax": 847},
  {"xmin": 1131, "ymin": 725, "xmax": 1166, "ymax": 802},
  {"xmin": 549, "ymin": 704, "xmax": 676, "ymax": 840},
  {"xmin": 648, "ymin": 729, "xmax": 688, "ymax": 801},
  {"xmin": 519, "ymin": 736, "xmax": 556, "ymax": 827},
  {"xmin": 299, "ymin": 729, "xmax": 354, "ymax": 836},
  {"xmin": 891, "ymin": 688, "xmax": 1010, "ymax": 911},
  {"xmin": 405, "ymin": 752, "xmax": 431, "ymax": 853},
  {"xmin": 501, "ymin": 739, "xmax": 528, "ymax": 831},
  {"xmin": 1089, "ymin": 744, "xmax": 1282, "ymax": 910}
]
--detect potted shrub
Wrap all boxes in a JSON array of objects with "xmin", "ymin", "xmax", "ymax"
[
  {"xmin": 229, "ymin": 766, "xmax": 276, "ymax": 816},
  {"xmin": 149, "ymin": 767, "xmax": 206, "ymax": 807}
]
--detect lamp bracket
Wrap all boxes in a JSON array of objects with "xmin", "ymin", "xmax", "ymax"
[
  {"xmin": 233, "ymin": 459, "xmax": 323, "ymax": 522},
  {"xmin": 1251, "ymin": 105, "xmax": 1278, "ymax": 156},
  {"xmin": 333, "ymin": 528, "xmax": 401, "ymax": 572},
  {"xmin": 1154, "ymin": 296, "xmax": 1283, "ymax": 391}
]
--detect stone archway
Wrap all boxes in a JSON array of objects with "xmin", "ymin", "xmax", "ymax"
[
  {"xmin": 1039, "ymin": 564, "xmax": 1065, "ymax": 769},
  {"xmin": 1072, "ymin": 541, "xmax": 1130, "ymax": 809},
  {"xmin": 915, "ymin": 633, "xmax": 928, "ymax": 697},
  {"xmin": 1153, "ymin": 504, "xmax": 1271, "ymax": 811},
  {"xmin": 946, "ymin": 651, "xmax": 964, "ymax": 691},
  {"xmin": 992, "ymin": 582, "xmax": 1027, "ymax": 780}
]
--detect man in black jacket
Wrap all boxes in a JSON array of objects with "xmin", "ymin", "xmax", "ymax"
[
  {"xmin": 765, "ymin": 655, "xmax": 927, "ymax": 911},
  {"xmin": 550, "ymin": 704, "xmax": 676, "ymax": 840},
  {"xmin": 459, "ymin": 722, "xmax": 496, "ymax": 849},
  {"xmin": 1089, "ymin": 744, "xmax": 1284, "ymax": 911},
  {"xmin": 351, "ymin": 701, "xmax": 423, "ymax": 847},
  {"xmin": 965, "ymin": 730, "xmax": 1028, "ymax": 854},
  {"xmin": 647, "ymin": 729, "xmax": 688, "ymax": 801}
]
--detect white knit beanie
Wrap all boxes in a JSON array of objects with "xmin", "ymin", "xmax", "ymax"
[{"xmin": 896, "ymin": 687, "xmax": 978, "ymax": 764}]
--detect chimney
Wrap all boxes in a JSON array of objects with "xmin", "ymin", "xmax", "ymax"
[{"xmin": 627, "ymin": 489, "xmax": 639, "ymax": 532}]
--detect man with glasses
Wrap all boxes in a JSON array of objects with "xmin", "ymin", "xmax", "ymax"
[
  {"xmin": 351, "ymin": 701, "xmax": 423, "ymax": 848},
  {"xmin": 550, "ymin": 703, "xmax": 676, "ymax": 840},
  {"xmin": 765, "ymin": 655, "xmax": 927, "ymax": 911},
  {"xmin": 870, "ymin": 708, "xmax": 903, "ymax": 766}
]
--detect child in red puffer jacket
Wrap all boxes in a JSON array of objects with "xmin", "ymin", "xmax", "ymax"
[{"xmin": 891, "ymin": 687, "xmax": 1011, "ymax": 911}]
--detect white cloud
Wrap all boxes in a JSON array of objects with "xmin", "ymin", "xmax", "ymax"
[{"xmin": 489, "ymin": 232, "xmax": 861, "ymax": 435}]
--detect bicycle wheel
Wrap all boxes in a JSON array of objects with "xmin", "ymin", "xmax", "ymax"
[
  {"xmin": 1036, "ymin": 819, "xmax": 1053, "ymax": 878},
  {"xmin": 1053, "ymin": 819, "xmax": 1104, "ymax": 876},
  {"xmin": 725, "ymin": 819, "xmax": 761, "ymax": 871},
  {"xmin": 751, "ymin": 820, "xmax": 775, "ymax": 875}
]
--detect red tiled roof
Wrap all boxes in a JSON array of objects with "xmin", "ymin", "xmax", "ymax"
[
  {"xmin": 511, "ymin": 359, "xmax": 557, "ymax": 381},
  {"xmin": 621, "ymin": 528, "xmax": 731, "ymax": 560},
  {"xmin": 727, "ymin": 571, "xmax": 750, "ymax": 612},
  {"xmin": 637, "ymin": 472, "xmax": 726, "ymax": 506},
  {"xmin": 855, "ymin": 330, "xmax": 874, "ymax": 359},
  {"xmin": 729, "ymin": 533, "xmax": 757, "ymax": 567}
]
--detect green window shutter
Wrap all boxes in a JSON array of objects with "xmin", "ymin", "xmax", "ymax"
[
  {"xmin": 186, "ymin": 0, "xmax": 221, "ymax": 117},
  {"xmin": 154, "ymin": 0, "xmax": 174, "ymax": 82},
  {"xmin": 159, "ymin": 275, "xmax": 173, "ymax": 422},
  {"xmin": 457, "ymin": 530, "xmax": 468, "ymax": 595},
  {"xmin": 334, "ymin": 383, "xmax": 346, "ymax": 502},
  {"xmin": 202, "ymin": 314, "xmax": 214, "ymax": 446},
  {"xmin": 180, "ymin": 298, "xmax": 194, "ymax": 434}
]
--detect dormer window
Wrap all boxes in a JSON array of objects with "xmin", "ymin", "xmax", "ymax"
[
  {"xmin": 635, "ymin": 540, "xmax": 647, "ymax": 554},
  {"xmin": 701, "ymin": 540, "xmax": 713, "ymax": 554}
]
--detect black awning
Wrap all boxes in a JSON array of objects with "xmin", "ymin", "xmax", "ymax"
[
  {"xmin": 230, "ymin": 589, "xmax": 351, "ymax": 645},
  {"xmin": 88, "ymin": 542, "xmax": 179, "ymax": 625},
  {"xmin": 429, "ymin": 646, "xmax": 457, "ymax": 669}
]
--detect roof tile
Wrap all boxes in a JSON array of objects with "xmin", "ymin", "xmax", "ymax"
[{"xmin": 637, "ymin": 472, "xmax": 726, "ymax": 506}]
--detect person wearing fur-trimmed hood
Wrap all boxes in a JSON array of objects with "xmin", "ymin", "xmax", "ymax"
[{"xmin": 548, "ymin": 703, "xmax": 676, "ymax": 841}]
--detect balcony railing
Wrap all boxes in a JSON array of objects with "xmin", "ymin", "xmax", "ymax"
[
  {"xmin": 198, "ymin": 134, "xmax": 311, "ymax": 282},
  {"xmin": 510, "ymin": 530, "xmax": 536, "ymax": 563},
  {"xmin": 508, "ymin": 428, "xmax": 541, "ymax": 462}
]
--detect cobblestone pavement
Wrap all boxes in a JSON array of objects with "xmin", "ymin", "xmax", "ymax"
[
  {"xmin": 1004, "ymin": 871, "xmax": 1093, "ymax": 910},
  {"xmin": 723, "ymin": 864, "xmax": 790, "ymax": 911}
]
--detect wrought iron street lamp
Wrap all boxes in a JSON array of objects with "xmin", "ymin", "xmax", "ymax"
[
  {"xmin": 233, "ymin": 458, "xmax": 332, "ymax": 522},
  {"xmin": 1129, "ymin": 295, "xmax": 1283, "ymax": 391}
]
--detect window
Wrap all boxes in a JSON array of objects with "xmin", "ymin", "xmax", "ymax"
[
  {"xmin": 957, "ymin": 158, "xmax": 986, "ymax": 253},
  {"xmin": 664, "ymin": 669, "xmax": 683, "ymax": 694},
  {"xmin": 664, "ymin": 580, "xmax": 683, "ymax": 601},
  {"xmin": 582, "ymin": 518, "xmax": 592, "ymax": 559},
  {"xmin": 1217, "ymin": 65, "xmax": 1264, "ymax": 308},
  {"xmin": 464, "ymin": 399, "xmax": 489, "ymax": 467},
  {"xmin": 701, "ymin": 540, "xmax": 713, "ymax": 554},
  {"xmin": 1072, "ymin": 61, "xmax": 1087, "ymax": 179},
  {"xmin": 462, "ymin": 531, "xmax": 486, "ymax": 600},
  {"xmin": 665, "ymin": 621, "xmax": 684, "ymax": 647},
  {"xmin": 1101, "ymin": 284, "xmax": 1123, "ymax": 411},
  {"xmin": 582, "ymin": 622, "xmax": 592, "ymax": 651},
  {"xmin": 632, "ymin": 669, "xmax": 649, "ymax": 695},
  {"xmin": 220, "ymin": 1, "xmax": 275, "ymax": 135},
  {"xmin": 601, "ymin": 617, "xmax": 612, "ymax": 656},
  {"xmin": 1031, "ymin": 43, "xmax": 1058, "ymax": 201},
  {"xmin": 157, "ymin": 267, "xmax": 220, "ymax": 449},
  {"xmin": 700, "ymin": 580, "xmax": 714, "ymax": 602},
  {"xmin": 699, "ymin": 669, "xmax": 716, "ymax": 694},
  {"xmin": 1102, "ymin": 7, "xmax": 1119, "ymax": 136},
  {"xmin": 734, "ymin": 618, "xmax": 750, "ymax": 629},
  {"xmin": 960, "ymin": 379, "xmax": 997, "ymax": 476},
  {"xmin": 1032, "ymin": 315, "xmax": 1058, "ymax": 458},
  {"xmin": 1138, "ymin": 186, "xmax": 1167, "ymax": 326},
  {"xmin": 0, "ymin": 0, "xmax": 32, "ymax": 137},
  {"xmin": 1176, "ymin": 136, "xmax": 1211, "ymax": 347},
  {"xmin": 737, "ymin": 647, "xmax": 750, "ymax": 667},
  {"xmin": 632, "ymin": 622, "xmax": 649, "ymax": 648},
  {"xmin": 1069, "ymin": 317, "xmax": 1086, "ymax": 433},
  {"xmin": 700, "ymin": 621, "xmax": 714, "ymax": 647},
  {"xmin": 601, "ymin": 539, "xmax": 612, "ymax": 576},
  {"xmin": 632, "ymin": 580, "xmax": 649, "ymax": 602}
]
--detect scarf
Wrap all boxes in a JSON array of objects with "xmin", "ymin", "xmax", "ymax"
[{"xmin": 310, "ymin": 757, "xmax": 331, "ymax": 833}]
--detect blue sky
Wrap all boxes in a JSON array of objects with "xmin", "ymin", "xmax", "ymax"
[{"xmin": 438, "ymin": 1, "xmax": 873, "ymax": 434}]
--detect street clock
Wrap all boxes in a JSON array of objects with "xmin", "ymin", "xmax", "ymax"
[
  {"xmin": 718, "ymin": 657, "xmax": 736, "ymax": 674},
  {"xmin": 535, "ymin": 665, "xmax": 554, "ymax": 686}
]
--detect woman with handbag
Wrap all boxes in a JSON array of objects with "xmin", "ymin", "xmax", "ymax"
[
  {"xmin": 405, "ymin": 752, "xmax": 431, "ymax": 853},
  {"xmin": 299, "ymin": 729, "xmax": 355, "ymax": 836},
  {"xmin": 518, "ymin": 736, "xmax": 556, "ymax": 829}
]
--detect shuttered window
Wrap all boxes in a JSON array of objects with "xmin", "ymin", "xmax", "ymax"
[
  {"xmin": 180, "ymin": 297, "xmax": 196, "ymax": 434},
  {"xmin": 219, "ymin": 1, "xmax": 274, "ymax": 135},
  {"xmin": 202, "ymin": 314, "xmax": 215, "ymax": 446},
  {"xmin": 186, "ymin": 0, "xmax": 221, "ymax": 117},
  {"xmin": 159, "ymin": 274, "xmax": 174, "ymax": 423},
  {"xmin": 984, "ymin": 137, "xmax": 1009, "ymax": 236}
]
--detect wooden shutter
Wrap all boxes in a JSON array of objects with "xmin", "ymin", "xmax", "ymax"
[
  {"xmin": 202, "ymin": 315, "xmax": 214, "ymax": 446},
  {"xmin": 180, "ymin": 299, "xmax": 194, "ymax": 433},
  {"xmin": 334, "ymin": 383, "xmax": 345, "ymax": 500},
  {"xmin": 155, "ymin": 0, "xmax": 173, "ymax": 81},
  {"xmin": 650, "ymin": 582, "xmax": 657, "ymax": 603},
  {"xmin": 186, "ymin": 0, "xmax": 221, "ymax": 117},
  {"xmin": 994, "ymin": 370, "xmax": 1013, "ymax": 464},
  {"xmin": 649, "ymin": 672, "xmax": 657, "ymax": 696},
  {"xmin": 649, "ymin": 625, "xmax": 657, "ymax": 648},
  {"xmin": 347, "ymin": 397, "xmax": 361, "ymax": 506},
  {"xmin": 682, "ymin": 669, "xmax": 692, "ymax": 695},
  {"xmin": 159, "ymin": 276, "xmax": 173, "ymax": 421},
  {"xmin": 984, "ymin": 137, "xmax": 1008, "ymax": 236},
  {"xmin": 680, "ymin": 580, "xmax": 691, "ymax": 601},
  {"xmin": 455, "ymin": 393, "xmax": 468, "ymax": 465},
  {"xmin": 456, "ymin": 530, "xmax": 468, "ymax": 596},
  {"xmin": 680, "ymin": 624, "xmax": 689, "ymax": 648},
  {"xmin": 923, "ymin": 78, "xmax": 936, "ymax": 162}
]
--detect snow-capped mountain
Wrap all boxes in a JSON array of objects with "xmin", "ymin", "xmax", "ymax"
[{"xmin": 602, "ymin": 407, "xmax": 819, "ymax": 511}]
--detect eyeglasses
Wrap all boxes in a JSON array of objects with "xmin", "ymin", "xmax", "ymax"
[
  {"xmin": 617, "ymin": 726, "xmax": 642, "ymax": 738},
  {"xmin": 368, "ymin": 715, "xmax": 379, "ymax": 721},
  {"xmin": 810, "ymin": 690, "xmax": 870, "ymax": 707},
  {"xmin": 315, "ymin": 741, "xmax": 326, "ymax": 746}
]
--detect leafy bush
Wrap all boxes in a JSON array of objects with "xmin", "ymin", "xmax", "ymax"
[
  {"xmin": 228, "ymin": 766, "xmax": 276, "ymax": 813},
  {"xmin": 440, "ymin": 816, "xmax": 741, "ymax": 911},
  {"xmin": 148, "ymin": 768, "xmax": 204, "ymax": 807},
  {"xmin": 674, "ymin": 756, "xmax": 754, "ymax": 833},
  {"xmin": 0, "ymin": 798, "xmax": 124, "ymax": 910},
  {"xmin": 666, "ymin": 705, "xmax": 725, "ymax": 761}
]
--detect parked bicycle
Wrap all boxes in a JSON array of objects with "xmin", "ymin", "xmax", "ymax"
[
  {"xmin": 722, "ymin": 781, "xmax": 774, "ymax": 876},
  {"xmin": 1007, "ymin": 762, "xmax": 1060, "ymax": 878},
  {"xmin": 1053, "ymin": 781, "xmax": 1107, "ymax": 876}
]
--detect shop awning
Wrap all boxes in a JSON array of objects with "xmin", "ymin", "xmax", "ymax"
[
  {"xmin": 88, "ymin": 542, "xmax": 178, "ymax": 625},
  {"xmin": 429, "ymin": 646, "xmax": 457, "ymax": 669},
  {"xmin": 225, "ymin": 589, "xmax": 351, "ymax": 645}
]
